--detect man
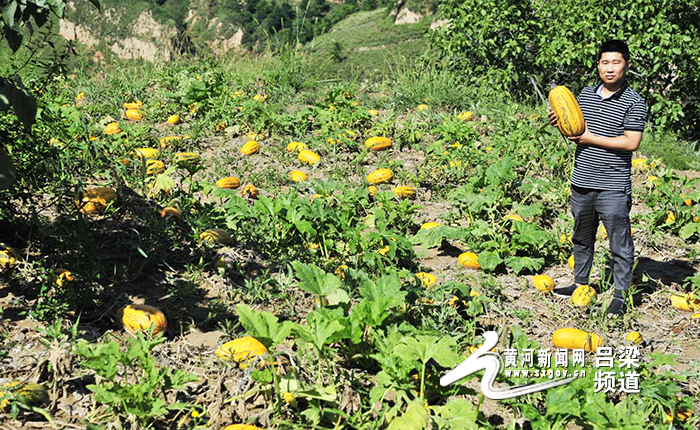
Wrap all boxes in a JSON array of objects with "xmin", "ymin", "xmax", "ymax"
[{"xmin": 547, "ymin": 40, "xmax": 647, "ymax": 316}]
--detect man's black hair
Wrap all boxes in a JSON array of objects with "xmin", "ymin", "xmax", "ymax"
[{"xmin": 598, "ymin": 40, "xmax": 630, "ymax": 62}]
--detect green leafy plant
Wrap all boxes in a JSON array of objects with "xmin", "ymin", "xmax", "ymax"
[{"xmin": 76, "ymin": 331, "xmax": 198, "ymax": 428}]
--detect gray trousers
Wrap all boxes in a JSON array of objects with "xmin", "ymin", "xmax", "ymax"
[{"xmin": 570, "ymin": 185, "xmax": 634, "ymax": 296}]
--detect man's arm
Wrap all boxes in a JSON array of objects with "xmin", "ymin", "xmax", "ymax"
[{"xmin": 569, "ymin": 127, "xmax": 643, "ymax": 152}]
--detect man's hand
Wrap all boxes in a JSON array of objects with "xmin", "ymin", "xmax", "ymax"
[
  {"xmin": 567, "ymin": 124, "xmax": 593, "ymax": 146},
  {"xmin": 547, "ymin": 107, "xmax": 558, "ymax": 127}
]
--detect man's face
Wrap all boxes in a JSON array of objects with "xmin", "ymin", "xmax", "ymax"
[{"xmin": 598, "ymin": 51, "xmax": 629, "ymax": 86}]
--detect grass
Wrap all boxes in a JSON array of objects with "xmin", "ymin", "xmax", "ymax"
[{"xmin": 305, "ymin": 8, "xmax": 432, "ymax": 78}]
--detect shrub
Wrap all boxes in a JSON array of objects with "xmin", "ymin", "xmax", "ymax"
[{"xmin": 429, "ymin": 0, "xmax": 700, "ymax": 136}]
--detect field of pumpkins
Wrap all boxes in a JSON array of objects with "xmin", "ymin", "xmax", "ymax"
[{"xmin": 1, "ymin": 56, "xmax": 699, "ymax": 429}]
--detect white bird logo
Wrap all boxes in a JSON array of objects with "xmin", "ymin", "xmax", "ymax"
[{"xmin": 440, "ymin": 331, "xmax": 575, "ymax": 399}]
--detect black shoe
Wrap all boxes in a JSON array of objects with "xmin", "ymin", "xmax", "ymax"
[
  {"xmin": 553, "ymin": 283, "xmax": 580, "ymax": 298},
  {"xmin": 607, "ymin": 297, "xmax": 627, "ymax": 316}
]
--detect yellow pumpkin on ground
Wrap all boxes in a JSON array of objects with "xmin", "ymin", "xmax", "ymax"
[
  {"xmin": 241, "ymin": 184, "xmax": 259, "ymax": 199},
  {"xmin": 366, "ymin": 168, "xmax": 393, "ymax": 184},
  {"xmin": 200, "ymin": 228, "xmax": 232, "ymax": 245},
  {"xmin": 290, "ymin": 170, "xmax": 307, "ymax": 182},
  {"xmin": 393, "ymin": 186, "xmax": 416, "ymax": 199},
  {"xmin": 160, "ymin": 207, "xmax": 180, "ymax": 219},
  {"xmin": 670, "ymin": 293, "xmax": 700, "ymax": 312},
  {"xmin": 221, "ymin": 425, "xmax": 265, "ymax": 430},
  {"xmin": 0, "ymin": 245, "xmax": 20, "ymax": 270},
  {"xmin": 104, "ymin": 122, "xmax": 122, "ymax": 135},
  {"xmin": 624, "ymin": 331, "xmax": 643, "ymax": 345},
  {"xmin": 240, "ymin": 140, "xmax": 260, "ymax": 155},
  {"xmin": 76, "ymin": 187, "xmax": 117, "ymax": 214},
  {"xmin": 415, "ymin": 272, "xmax": 437, "ymax": 288},
  {"xmin": 457, "ymin": 111, "xmax": 474, "ymax": 121},
  {"xmin": 552, "ymin": 328, "xmax": 603, "ymax": 352},
  {"xmin": 364, "ymin": 136, "xmax": 392, "ymax": 151},
  {"xmin": 167, "ymin": 115, "xmax": 180, "ymax": 125},
  {"xmin": 123, "ymin": 100, "xmax": 143, "ymax": 110},
  {"xmin": 368, "ymin": 186, "xmax": 378, "ymax": 196},
  {"xmin": 532, "ymin": 275, "xmax": 555, "ymax": 293},
  {"xmin": 159, "ymin": 135, "xmax": 183, "ymax": 148},
  {"xmin": 125, "ymin": 109, "xmax": 143, "ymax": 121},
  {"xmin": 458, "ymin": 252, "xmax": 480, "ymax": 269},
  {"xmin": 118, "ymin": 304, "xmax": 167, "ymax": 336},
  {"xmin": 53, "ymin": 268, "xmax": 75, "ymax": 287},
  {"xmin": 298, "ymin": 150, "xmax": 320, "ymax": 165},
  {"xmin": 216, "ymin": 336, "xmax": 268, "ymax": 369},
  {"xmin": 286, "ymin": 141, "xmax": 308, "ymax": 152},
  {"xmin": 216, "ymin": 177, "xmax": 241, "ymax": 189},
  {"xmin": 420, "ymin": 222, "xmax": 441, "ymax": 230},
  {"xmin": 0, "ymin": 381, "xmax": 50, "ymax": 410},
  {"xmin": 570, "ymin": 285, "xmax": 596, "ymax": 307},
  {"xmin": 567, "ymin": 255, "xmax": 575, "ymax": 270},
  {"xmin": 174, "ymin": 152, "xmax": 201, "ymax": 166},
  {"xmin": 145, "ymin": 160, "xmax": 165, "ymax": 175},
  {"xmin": 132, "ymin": 147, "xmax": 159, "ymax": 160}
]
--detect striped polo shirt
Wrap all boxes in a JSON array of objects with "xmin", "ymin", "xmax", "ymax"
[{"xmin": 571, "ymin": 82, "xmax": 647, "ymax": 193}]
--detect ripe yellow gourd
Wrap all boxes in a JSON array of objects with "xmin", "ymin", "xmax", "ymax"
[
  {"xmin": 420, "ymin": 222, "xmax": 441, "ymax": 230},
  {"xmin": 287, "ymin": 170, "xmax": 307, "ymax": 183},
  {"xmin": 458, "ymin": 252, "xmax": 480, "ymax": 269},
  {"xmin": 216, "ymin": 336, "xmax": 268, "ymax": 368},
  {"xmin": 159, "ymin": 135, "xmax": 183, "ymax": 148},
  {"xmin": 0, "ymin": 245, "xmax": 20, "ymax": 270},
  {"xmin": 174, "ymin": 152, "xmax": 200, "ymax": 166},
  {"xmin": 76, "ymin": 187, "xmax": 118, "ymax": 214},
  {"xmin": 366, "ymin": 168, "xmax": 393, "ymax": 184},
  {"xmin": 125, "ymin": 109, "xmax": 143, "ymax": 121},
  {"xmin": 216, "ymin": 177, "xmax": 241, "ymax": 189},
  {"xmin": 548, "ymin": 85, "xmax": 585, "ymax": 137},
  {"xmin": 200, "ymin": 228, "xmax": 232, "ymax": 245},
  {"xmin": 240, "ymin": 140, "xmax": 260, "ymax": 155},
  {"xmin": 221, "ymin": 425, "xmax": 265, "ymax": 430},
  {"xmin": 624, "ymin": 331, "xmax": 643, "ymax": 345},
  {"xmin": 123, "ymin": 100, "xmax": 143, "ymax": 110},
  {"xmin": 145, "ymin": 160, "xmax": 165, "ymax": 175},
  {"xmin": 118, "ymin": 304, "xmax": 167, "ymax": 336},
  {"xmin": 393, "ymin": 186, "xmax": 416, "ymax": 199},
  {"xmin": 415, "ymin": 272, "xmax": 437, "ymax": 288},
  {"xmin": 104, "ymin": 122, "xmax": 122, "ymax": 135},
  {"xmin": 298, "ymin": 150, "xmax": 320, "ymax": 165},
  {"xmin": 0, "ymin": 381, "xmax": 50, "ymax": 410},
  {"xmin": 241, "ymin": 184, "xmax": 259, "ymax": 198},
  {"xmin": 160, "ymin": 207, "xmax": 180, "ymax": 219},
  {"xmin": 287, "ymin": 141, "xmax": 308, "ymax": 152},
  {"xmin": 364, "ymin": 136, "xmax": 392, "ymax": 151},
  {"xmin": 570, "ymin": 285, "xmax": 596, "ymax": 307},
  {"xmin": 670, "ymin": 293, "xmax": 700, "ymax": 312},
  {"xmin": 167, "ymin": 115, "xmax": 180, "ymax": 125},
  {"xmin": 567, "ymin": 255, "xmax": 575, "ymax": 270},
  {"xmin": 552, "ymin": 328, "xmax": 603, "ymax": 352},
  {"xmin": 457, "ymin": 111, "xmax": 474, "ymax": 121},
  {"xmin": 132, "ymin": 148, "xmax": 159, "ymax": 160},
  {"xmin": 532, "ymin": 275, "xmax": 555, "ymax": 293}
]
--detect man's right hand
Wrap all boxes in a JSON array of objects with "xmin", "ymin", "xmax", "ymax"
[{"xmin": 547, "ymin": 107, "xmax": 558, "ymax": 127}]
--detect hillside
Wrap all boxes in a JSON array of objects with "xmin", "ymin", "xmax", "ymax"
[{"xmin": 58, "ymin": 0, "xmax": 439, "ymax": 65}]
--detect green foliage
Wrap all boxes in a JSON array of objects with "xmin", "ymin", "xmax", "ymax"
[
  {"xmin": 429, "ymin": 0, "xmax": 700, "ymax": 134},
  {"xmin": 76, "ymin": 331, "xmax": 198, "ymax": 427}
]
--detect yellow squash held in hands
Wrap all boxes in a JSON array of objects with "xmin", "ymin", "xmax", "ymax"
[{"xmin": 548, "ymin": 85, "xmax": 585, "ymax": 137}]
